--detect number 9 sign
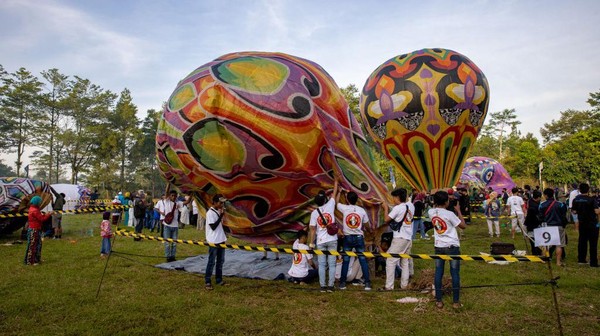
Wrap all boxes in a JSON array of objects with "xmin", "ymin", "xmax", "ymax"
[{"xmin": 534, "ymin": 226, "xmax": 560, "ymax": 246}]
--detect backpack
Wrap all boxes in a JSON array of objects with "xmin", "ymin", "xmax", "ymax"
[
  {"xmin": 389, "ymin": 205, "xmax": 410, "ymax": 231},
  {"xmin": 134, "ymin": 199, "xmax": 145, "ymax": 218}
]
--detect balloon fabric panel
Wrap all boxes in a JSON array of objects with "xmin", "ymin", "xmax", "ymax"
[
  {"xmin": 360, "ymin": 49, "xmax": 490, "ymax": 191},
  {"xmin": 157, "ymin": 52, "xmax": 390, "ymax": 244}
]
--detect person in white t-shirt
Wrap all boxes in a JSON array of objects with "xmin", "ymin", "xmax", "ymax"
[
  {"xmin": 288, "ymin": 231, "xmax": 317, "ymax": 284},
  {"xmin": 308, "ymin": 179, "xmax": 339, "ymax": 292},
  {"xmin": 505, "ymin": 187, "xmax": 526, "ymax": 239},
  {"xmin": 335, "ymin": 189, "xmax": 372, "ymax": 290},
  {"xmin": 154, "ymin": 194, "xmax": 166, "ymax": 235},
  {"xmin": 158, "ymin": 191, "xmax": 191, "ymax": 262},
  {"xmin": 382, "ymin": 188, "xmax": 415, "ymax": 290},
  {"xmin": 428, "ymin": 190, "xmax": 466, "ymax": 309},
  {"xmin": 568, "ymin": 183, "xmax": 580, "ymax": 225},
  {"xmin": 204, "ymin": 194, "xmax": 228, "ymax": 290}
]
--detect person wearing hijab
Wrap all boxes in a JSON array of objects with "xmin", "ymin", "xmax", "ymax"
[{"xmin": 24, "ymin": 196, "xmax": 53, "ymax": 265}]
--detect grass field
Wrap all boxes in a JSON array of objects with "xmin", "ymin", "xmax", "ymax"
[{"xmin": 0, "ymin": 212, "xmax": 598, "ymax": 336}]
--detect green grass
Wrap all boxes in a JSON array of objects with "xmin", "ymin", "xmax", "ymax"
[{"xmin": 0, "ymin": 213, "xmax": 598, "ymax": 335}]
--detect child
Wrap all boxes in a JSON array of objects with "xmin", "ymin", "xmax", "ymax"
[
  {"xmin": 428, "ymin": 190, "xmax": 466, "ymax": 309},
  {"xmin": 100, "ymin": 211, "xmax": 113, "ymax": 258}
]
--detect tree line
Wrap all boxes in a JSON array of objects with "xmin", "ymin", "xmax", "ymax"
[
  {"xmin": 0, "ymin": 65, "xmax": 165, "ymax": 198},
  {"xmin": 1, "ymin": 64, "xmax": 597, "ymax": 196}
]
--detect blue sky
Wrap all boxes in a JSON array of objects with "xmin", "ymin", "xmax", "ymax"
[{"xmin": 1, "ymin": 0, "xmax": 599, "ymax": 147}]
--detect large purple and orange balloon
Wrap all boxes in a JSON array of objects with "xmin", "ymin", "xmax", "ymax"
[{"xmin": 156, "ymin": 52, "xmax": 390, "ymax": 244}]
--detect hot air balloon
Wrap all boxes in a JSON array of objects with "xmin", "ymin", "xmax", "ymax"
[
  {"xmin": 0, "ymin": 177, "xmax": 56, "ymax": 235},
  {"xmin": 456, "ymin": 156, "xmax": 516, "ymax": 193},
  {"xmin": 360, "ymin": 48, "xmax": 490, "ymax": 191},
  {"xmin": 157, "ymin": 52, "xmax": 390, "ymax": 244}
]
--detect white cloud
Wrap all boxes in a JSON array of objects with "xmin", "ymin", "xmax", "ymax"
[{"xmin": 0, "ymin": 0, "xmax": 153, "ymax": 75}]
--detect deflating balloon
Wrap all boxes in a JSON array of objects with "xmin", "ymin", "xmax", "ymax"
[
  {"xmin": 157, "ymin": 51, "xmax": 390, "ymax": 244},
  {"xmin": 457, "ymin": 156, "xmax": 516, "ymax": 193},
  {"xmin": 360, "ymin": 48, "xmax": 490, "ymax": 191}
]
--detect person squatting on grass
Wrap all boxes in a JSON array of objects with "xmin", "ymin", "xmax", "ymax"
[
  {"xmin": 308, "ymin": 178, "xmax": 339, "ymax": 293},
  {"xmin": 205, "ymin": 194, "xmax": 228, "ymax": 290},
  {"xmin": 571, "ymin": 183, "xmax": 600, "ymax": 267},
  {"xmin": 287, "ymin": 230, "xmax": 317, "ymax": 284},
  {"xmin": 335, "ymin": 188, "xmax": 372, "ymax": 291},
  {"xmin": 100, "ymin": 211, "xmax": 113, "ymax": 258},
  {"xmin": 382, "ymin": 188, "xmax": 415, "ymax": 291},
  {"xmin": 24, "ymin": 196, "xmax": 53, "ymax": 265},
  {"xmin": 429, "ymin": 190, "xmax": 466, "ymax": 309}
]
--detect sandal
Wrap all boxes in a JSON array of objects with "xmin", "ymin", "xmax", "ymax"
[
  {"xmin": 435, "ymin": 301, "xmax": 444, "ymax": 309},
  {"xmin": 205, "ymin": 283, "xmax": 213, "ymax": 290},
  {"xmin": 452, "ymin": 302, "xmax": 463, "ymax": 309}
]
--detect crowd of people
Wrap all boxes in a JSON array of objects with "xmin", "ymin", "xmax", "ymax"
[{"xmin": 22, "ymin": 180, "xmax": 598, "ymax": 308}]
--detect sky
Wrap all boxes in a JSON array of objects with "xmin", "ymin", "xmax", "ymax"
[{"xmin": 1, "ymin": 0, "xmax": 599, "ymax": 168}]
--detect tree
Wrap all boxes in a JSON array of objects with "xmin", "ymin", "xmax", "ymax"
[
  {"xmin": 0, "ymin": 160, "xmax": 15, "ymax": 176},
  {"xmin": 129, "ymin": 108, "xmax": 164, "ymax": 196},
  {"xmin": 470, "ymin": 134, "xmax": 499, "ymax": 159},
  {"xmin": 61, "ymin": 77, "xmax": 116, "ymax": 184},
  {"xmin": 105, "ymin": 88, "xmax": 140, "ymax": 190},
  {"xmin": 340, "ymin": 84, "xmax": 360, "ymax": 118},
  {"xmin": 37, "ymin": 69, "xmax": 70, "ymax": 183},
  {"xmin": 502, "ymin": 133, "xmax": 542, "ymax": 181},
  {"xmin": 481, "ymin": 108, "xmax": 520, "ymax": 160},
  {"xmin": 0, "ymin": 67, "xmax": 43, "ymax": 176},
  {"xmin": 540, "ymin": 109, "xmax": 600, "ymax": 144},
  {"xmin": 0, "ymin": 64, "xmax": 11, "ymax": 151}
]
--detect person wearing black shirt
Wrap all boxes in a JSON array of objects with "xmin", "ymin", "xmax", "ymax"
[
  {"xmin": 524, "ymin": 191, "xmax": 542, "ymax": 255},
  {"xmin": 539, "ymin": 188, "xmax": 568, "ymax": 266},
  {"xmin": 571, "ymin": 183, "xmax": 600, "ymax": 267}
]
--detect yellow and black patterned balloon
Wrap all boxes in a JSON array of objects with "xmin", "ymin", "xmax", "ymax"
[{"xmin": 360, "ymin": 48, "xmax": 490, "ymax": 191}]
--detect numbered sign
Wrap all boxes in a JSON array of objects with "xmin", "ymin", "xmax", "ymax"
[{"xmin": 534, "ymin": 226, "xmax": 560, "ymax": 246}]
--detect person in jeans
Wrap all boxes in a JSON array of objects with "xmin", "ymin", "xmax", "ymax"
[
  {"xmin": 484, "ymin": 192, "xmax": 502, "ymax": 237},
  {"xmin": 412, "ymin": 193, "xmax": 427, "ymax": 240},
  {"xmin": 158, "ymin": 191, "xmax": 191, "ymax": 262},
  {"xmin": 428, "ymin": 190, "xmax": 466, "ymax": 309},
  {"xmin": 335, "ymin": 189, "xmax": 372, "ymax": 290},
  {"xmin": 308, "ymin": 179, "xmax": 339, "ymax": 292},
  {"xmin": 382, "ymin": 188, "xmax": 415, "ymax": 290},
  {"xmin": 205, "ymin": 194, "xmax": 228, "ymax": 290}
]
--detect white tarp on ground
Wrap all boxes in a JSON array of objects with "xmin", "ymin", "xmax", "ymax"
[{"xmin": 156, "ymin": 249, "xmax": 290, "ymax": 280}]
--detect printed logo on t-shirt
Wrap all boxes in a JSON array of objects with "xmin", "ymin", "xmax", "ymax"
[
  {"xmin": 293, "ymin": 253, "xmax": 302, "ymax": 264},
  {"xmin": 432, "ymin": 216, "xmax": 448, "ymax": 234},
  {"xmin": 345, "ymin": 213, "xmax": 361, "ymax": 229},
  {"xmin": 404, "ymin": 210, "xmax": 413, "ymax": 224},
  {"xmin": 317, "ymin": 213, "xmax": 332, "ymax": 228}
]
